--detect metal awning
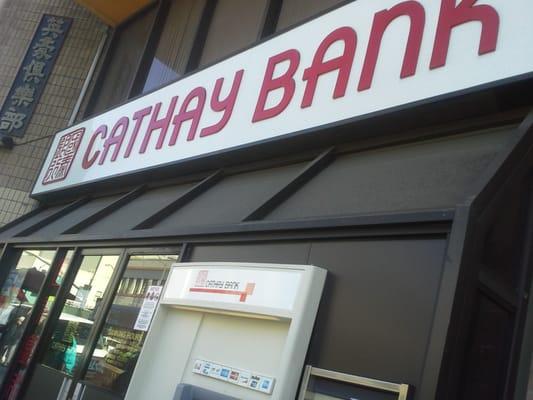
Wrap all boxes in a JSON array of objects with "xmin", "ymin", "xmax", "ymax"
[{"xmin": 0, "ymin": 123, "xmax": 517, "ymax": 245}]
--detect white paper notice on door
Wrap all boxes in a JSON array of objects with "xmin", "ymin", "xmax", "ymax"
[{"xmin": 134, "ymin": 285, "xmax": 163, "ymax": 332}]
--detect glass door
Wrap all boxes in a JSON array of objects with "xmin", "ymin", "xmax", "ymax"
[
  {"xmin": 21, "ymin": 248, "xmax": 179, "ymax": 400},
  {"xmin": 1, "ymin": 249, "xmax": 75, "ymax": 400},
  {"xmin": 22, "ymin": 250, "xmax": 123, "ymax": 400},
  {"xmin": 0, "ymin": 248, "xmax": 59, "ymax": 399},
  {"xmin": 77, "ymin": 253, "xmax": 178, "ymax": 400},
  {"xmin": 41, "ymin": 253, "xmax": 121, "ymax": 377}
]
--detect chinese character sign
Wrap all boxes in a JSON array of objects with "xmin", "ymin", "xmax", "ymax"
[
  {"xmin": 0, "ymin": 15, "xmax": 72, "ymax": 138},
  {"xmin": 42, "ymin": 128, "xmax": 84, "ymax": 185}
]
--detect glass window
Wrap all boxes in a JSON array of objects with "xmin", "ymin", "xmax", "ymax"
[
  {"xmin": 0, "ymin": 250, "xmax": 56, "ymax": 381},
  {"xmin": 276, "ymin": 0, "xmax": 344, "ymax": 31},
  {"xmin": 199, "ymin": 0, "xmax": 268, "ymax": 67},
  {"xmin": 142, "ymin": 0, "xmax": 205, "ymax": 93},
  {"xmin": 1, "ymin": 250, "xmax": 74, "ymax": 400},
  {"xmin": 87, "ymin": 6, "xmax": 157, "ymax": 116},
  {"xmin": 42, "ymin": 255, "xmax": 120, "ymax": 376},
  {"xmin": 82, "ymin": 254, "xmax": 178, "ymax": 396}
]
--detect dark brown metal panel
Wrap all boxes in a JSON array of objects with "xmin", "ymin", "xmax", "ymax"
[
  {"xmin": 80, "ymin": 182, "xmax": 195, "ymax": 235},
  {"xmin": 0, "ymin": 207, "xmax": 63, "ymax": 241},
  {"xmin": 306, "ymin": 237, "xmax": 448, "ymax": 398},
  {"xmin": 15, "ymin": 198, "xmax": 91, "ymax": 237},
  {"xmin": 0, "ymin": 207, "xmax": 46, "ymax": 234},
  {"xmin": 243, "ymin": 148, "xmax": 335, "ymax": 221},
  {"xmin": 189, "ymin": 241, "xmax": 311, "ymax": 265},
  {"xmin": 134, "ymin": 171, "xmax": 222, "ymax": 230},
  {"xmin": 150, "ymin": 163, "xmax": 305, "ymax": 230},
  {"xmin": 25, "ymin": 196, "xmax": 122, "ymax": 237},
  {"xmin": 266, "ymin": 127, "xmax": 518, "ymax": 221},
  {"xmin": 63, "ymin": 186, "xmax": 146, "ymax": 234},
  {"xmin": 80, "ymin": 383, "xmax": 122, "ymax": 400},
  {"xmin": 188, "ymin": 236, "xmax": 447, "ymax": 400},
  {"xmin": 21, "ymin": 365, "xmax": 67, "ymax": 400}
]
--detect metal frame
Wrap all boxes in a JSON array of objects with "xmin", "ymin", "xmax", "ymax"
[
  {"xmin": 1, "ymin": 208, "xmax": 454, "ymax": 246},
  {"xmin": 260, "ymin": 0, "xmax": 283, "ymax": 39},
  {"xmin": 431, "ymin": 110, "xmax": 533, "ymax": 400},
  {"xmin": 184, "ymin": 0, "xmax": 218, "ymax": 73},
  {"xmin": 68, "ymin": 28, "xmax": 108, "ymax": 126},
  {"xmin": 29, "ymin": 247, "xmax": 82, "ymax": 369},
  {"xmin": 128, "ymin": 0, "xmax": 171, "ymax": 98},
  {"xmin": 298, "ymin": 366, "xmax": 411, "ymax": 400},
  {"xmin": 66, "ymin": 247, "xmax": 128, "ymax": 399}
]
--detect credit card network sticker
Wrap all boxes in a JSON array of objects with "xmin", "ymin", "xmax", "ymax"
[
  {"xmin": 238, "ymin": 371, "xmax": 251, "ymax": 387},
  {"xmin": 193, "ymin": 360, "xmax": 204, "ymax": 373},
  {"xmin": 229, "ymin": 370, "xmax": 240, "ymax": 382},
  {"xmin": 192, "ymin": 359, "xmax": 275, "ymax": 394},
  {"xmin": 220, "ymin": 368, "xmax": 230, "ymax": 379}
]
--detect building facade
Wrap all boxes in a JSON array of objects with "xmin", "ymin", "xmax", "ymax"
[
  {"xmin": 0, "ymin": 1, "xmax": 532, "ymax": 400},
  {"xmin": 0, "ymin": 0, "xmax": 105, "ymax": 225}
]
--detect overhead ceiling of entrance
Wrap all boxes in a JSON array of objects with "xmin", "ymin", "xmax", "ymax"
[{"xmin": 75, "ymin": 0, "xmax": 156, "ymax": 27}]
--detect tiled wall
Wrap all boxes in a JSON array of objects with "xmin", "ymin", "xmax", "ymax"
[{"xmin": 0, "ymin": 0, "xmax": 106, "ymax": 226}]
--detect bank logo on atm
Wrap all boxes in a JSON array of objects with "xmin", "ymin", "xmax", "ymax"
[
  {"xmin": 192, "ymin": 359, "xmax": 275, "ymax": 394},
  {"xmin": 189, "ymin": 270, "xmax": 256, "ymax": 302},
  {"xmin": 42, "ymin": 128, "xmax": 84, "ymax": 185}
]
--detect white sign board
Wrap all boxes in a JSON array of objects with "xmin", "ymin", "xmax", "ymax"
[
  {"xmin": 163, "ymin": 267, "xmax": 301, "ymax": 312},
  {"xmin": 134, "ymin": 285, "xmax": 162, "ymax": 331},
  {"xmin": 33, "ymin": 0, "xmax": 533, "ymax": 195}
]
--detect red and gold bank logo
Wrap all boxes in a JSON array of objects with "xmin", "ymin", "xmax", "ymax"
[
  {"xmin": 42, "ymin": 128, "xmax": 84, "ymax": 185},
  {"xmin": 190, "ymin": 270, "xmax": 255, "ymax": 302}
]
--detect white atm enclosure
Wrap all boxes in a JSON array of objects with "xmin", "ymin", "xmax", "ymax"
[{"xmin": 126, "ymin": 262, "xmax": 326, "ymax": 400}]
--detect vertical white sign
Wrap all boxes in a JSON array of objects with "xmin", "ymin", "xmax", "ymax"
[{"xmin": 134, "ymin": 285, "xmax": 163, "ymax": 332}]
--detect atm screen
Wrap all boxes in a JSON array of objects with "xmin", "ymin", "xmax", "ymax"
[{"xmin": 173, "ymin": 384, "xmax": 239, "ymax": 400}]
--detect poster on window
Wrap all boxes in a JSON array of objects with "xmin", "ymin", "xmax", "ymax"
[{"xmin": 134, "ymin": 286, "xmax": 162, "ymax": 332}]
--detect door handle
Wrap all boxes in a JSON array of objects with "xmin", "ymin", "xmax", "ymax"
[
  {"xmin": 71, "ymin": 382, "xmax": 86, "ymax": 400},
  {"xmin": 56, "ymin": 377, "xmax": 72, "ymax": 400}
]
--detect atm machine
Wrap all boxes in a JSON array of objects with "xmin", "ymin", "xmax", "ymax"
[{"xmin": 126, "ymin": 262, "xmax": 327, "ymax": 400}]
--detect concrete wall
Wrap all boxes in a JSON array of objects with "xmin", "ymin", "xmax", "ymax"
[{"xmin": 0, "ymin": 0, "xmax": 105, "ymax": 225}]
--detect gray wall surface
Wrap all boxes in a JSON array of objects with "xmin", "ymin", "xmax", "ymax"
[{"xmin": 189, "ymin": 237, "xmax": 447, "ymax": 398}]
